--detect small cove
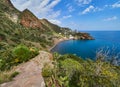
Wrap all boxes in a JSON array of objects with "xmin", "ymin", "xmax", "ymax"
[{"xmin": 51, "ymin": 31, "xmax": 120, "ymax": 60}]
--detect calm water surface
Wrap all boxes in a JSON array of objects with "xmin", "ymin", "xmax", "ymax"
[{"xmin": 51, "ymin": 31, "xmax": 120, "ymax": 59}]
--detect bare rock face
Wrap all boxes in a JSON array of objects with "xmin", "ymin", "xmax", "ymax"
[
  {"xmin": 0, "ymin": 51, "xmax": 53, "ymax": 87},
  {"xmin": 20, "ymin": 9, "xmax": 43, "ymax": 29}
]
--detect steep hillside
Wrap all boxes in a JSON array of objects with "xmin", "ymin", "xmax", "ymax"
[
  {"xmin": 40, "ymin": 19, "xmax": 72, "ymax": 34},
  {"xmin": 0, "ymin": 0, "xmax": 60, "ymax": 71},
  {"xmin": 0, "ymin": 0, "xmax": 79, "ymax": 71},
  {"xmin": 40, "ymin": 19, "xmax": 61, "ymax": 33},
  {"xmin": 0, "ymin": 0, "xmax": 20, "ymax": 16},
  {"xmin": 20, "ymin": 9, "xmax": 44, "ymax": 30},
  {"xmin": 1, "ymin": 0, "xmax": 15, "ymax": 8},
  {"xmin": 0, "ymin": 0, "xmax": 93, "ymax": 71},
  {"xmin": 0, "ymin": 0, "xmax": 62, "ymax": 49}
]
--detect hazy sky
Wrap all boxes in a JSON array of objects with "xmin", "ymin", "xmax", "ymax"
[{"xmin": 11, "ymin": 0, "xmax": 120, "ymax": 31}]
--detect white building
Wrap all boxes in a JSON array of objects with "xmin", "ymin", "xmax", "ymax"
[{"xmin": 69, "ymin": 35, "xmax": 74, "ymax": 39}]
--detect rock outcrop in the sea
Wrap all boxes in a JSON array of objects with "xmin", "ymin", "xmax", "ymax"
[{"xmin": 74, "ymin": 32, "xmax": 94, "ymax": 40}]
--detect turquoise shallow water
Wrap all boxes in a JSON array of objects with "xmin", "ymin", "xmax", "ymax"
[{"xmin": 51, "ymin": 31, "xmax": 120, "ymax": 60}]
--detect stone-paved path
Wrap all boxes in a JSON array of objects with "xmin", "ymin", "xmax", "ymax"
[{"xmin": 0, "ymin": 51, "xmax": 53, "ymax": 87}]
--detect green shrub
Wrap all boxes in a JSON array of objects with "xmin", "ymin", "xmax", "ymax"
[
  {"xmin": 44, "ymin": 54, "xmax": 120, "ymax": 87},
  {"xmin": 10, "ymin": 71, "xmax": 19, "ymax": 78},
  {"xmin": 29, "ymin": 47, "xmax": 39, "ymax": 58},
  {"xmin": 42, "ymin": 65, "xmax": 53, "ymax": 77},
  {"xmin": 12, "ymin": 44, "xmax": 31, "ymax": 62},
  {"xmin": 40, "ymin": 43, "xmax": 46, "ymax": 48},
  {"xmin": 0, "ymin": 73, "xmax": 10, "ymax": 84},
  {"xmin": 0, "ymin": 44, "xmax": 39, "ymax": 71},
  {"xmin": 0, "ymin": 70, "xmax": 19, "ymax": 84},
  {"xmin": 12, "ymin": 44, "xmax": 39, "ymax": 63},
  {"xmin": 0, "ymin": 59, "xmax": 4, "ymax": 70},
  {"xmin": 0, "ymin": 48, "xmax": 14, "ymax": 71}
]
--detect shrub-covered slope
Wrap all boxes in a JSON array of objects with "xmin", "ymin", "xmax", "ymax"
[
  {"xmin": 0, "ymin": 0, "xmax": 93, "ymax": 71},
  {"xmin": 0, "ymin": 0, "xmax": 68, "ymax": 71},
  {"xmin": 43, "ymin": 53, "xmax": 120, "ymax": 87}
]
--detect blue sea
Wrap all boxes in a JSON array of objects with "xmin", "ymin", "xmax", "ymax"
[{"xmin": 51, "ymin": 31, "xmax": 120, "ymax": 60}]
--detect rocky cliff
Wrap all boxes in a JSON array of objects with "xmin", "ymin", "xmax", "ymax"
[{"xmin": 20, "ymin": 9, "xmax": 43, "ymax": 29}]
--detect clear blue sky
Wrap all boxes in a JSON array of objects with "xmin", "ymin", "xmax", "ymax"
[{"xmin": 11, "ymin": 0, "xmax": 120, "ymax": 31}]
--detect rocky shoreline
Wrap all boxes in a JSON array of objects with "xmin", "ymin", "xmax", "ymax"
[
  {"xmin": 49, "ymin": 32, "xmax": 94, "ymax": 51},
  {"xmin": 73, "ymin": 32, "xmax": 94, "ymax": 40},
  {"xmin": 49, "ymin": 37, "xmax": 69, "ymax": 51}
]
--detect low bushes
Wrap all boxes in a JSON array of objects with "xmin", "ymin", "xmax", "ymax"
[
  {"xmin": 0, "ymin": 44, "xmax": 39, "ymax": 71},
  {"xmin": 12, "ymin": 44, "xmax": 31, "ymax": 62},
  {"xmin": 12, "ymin": 44, "xmax": 39, "ymax": 63},
  {"xmin": 42, "ymin": 64, "xmax": 53, "ymax": 77},
  {"xmin": 0, "ymin": 44, "xmax": 39, "ymax": 84},
  {"xmin": 43, "ymin": 53, "xmax": 120, "ymax": 87},
  {"xmin": 0, "ymin": 70, "xmax": 19, "ymax": 84}
]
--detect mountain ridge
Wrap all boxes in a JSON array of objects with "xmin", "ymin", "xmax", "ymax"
[{"xmin": 20, "ymin": 9, "xmax": 44, "ymax": 29}]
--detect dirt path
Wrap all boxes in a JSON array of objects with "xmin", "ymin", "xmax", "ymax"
[{"xmin": 0, "ymin": 51, "xmax": 53, "ymax": 87}]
